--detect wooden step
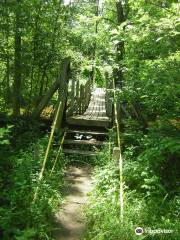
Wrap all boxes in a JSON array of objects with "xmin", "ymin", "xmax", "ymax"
[
  {"xmin": 67, "ymin": 129, "xmax": 108, "ymax": 136},
  {"xmin": 63, "ymin": 149, "xmax": 96, "ymax": 156},
  {"xmin": 64, "ymin": 139, "xmax": 108, "ymax": 146},
  {"xmin": 67, "ymin": 116, "xmax": 111, "ymax": 128}
]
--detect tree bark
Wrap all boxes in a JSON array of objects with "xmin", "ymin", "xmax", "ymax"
[
  {"xmin": 91, "ymin": 0, "xmax": 100, "ymax": 85},
  {"xmin": 114, "ymin": 1, "xmax": 128, "ymax": 89},
  {"xmin": 4, "ymin": 2, "xmax": 11, "ymax": 102},
  {"xmin": 37, "ymin": 1, "xmax": 61, "ymax": 103},
  {"xmin": 13, "ymin": 0, "xmax": 22, "ymax": 117},
  {"xmin": 114, "ymin": 1, "xmax": 129, "ymax": 125}
]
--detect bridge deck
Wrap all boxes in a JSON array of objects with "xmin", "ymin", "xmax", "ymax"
[{"xmin": 67, "ymin": 88, "xmax": 111, "ymax": 128}]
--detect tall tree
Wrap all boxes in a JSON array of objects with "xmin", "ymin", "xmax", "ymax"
[
  {"xmin": 114, "ymin": 0, "xmax": 129, "ymax": 88},
  {"xmin": 13, "ymin": 0, "xmax": 22, "ymax": 116}
]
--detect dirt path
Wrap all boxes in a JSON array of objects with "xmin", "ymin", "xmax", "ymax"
[{"xmin": 52, "ymin": 165, "xmax": 92, "ymax": 240}]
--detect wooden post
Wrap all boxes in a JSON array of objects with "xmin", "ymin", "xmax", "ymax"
[
  {"xmin": 32, "ymin": 57, "xmax": 70, "ymax": 119},
  {"xmin": 76, "ymin": 80, "xmax": 80, "ymax": 114},
  {"xmin": 66, "ymin": 78, "xmax": 78, "ymax": 117},
  {"xmin": 113, "ymin": 147, "xmax": 120, "ymax": 162},
  {"xmin": 54, "ymin": 90, "xmax": 66, "ymax": 130},
  {"xmin": 71, "ymin": 78, "xmax": 75, "ymax": 103},
  {"xmin": 85, "ymin": 82, "xmax": 89, "ymax": 110},
  {"xmin": 76, "ymin": 79, "xmax": 79, "ymax": 99},
  {"xmin": 54, "ymin": 58, "xmax": 70, "ymax": 130},
  {"xmin": 86, "ymin": 79, "xmax": 91, "ymax": 109},
  {"xmin": 79, "ymin": 84, "xmax": 84, "ymax": 114}
]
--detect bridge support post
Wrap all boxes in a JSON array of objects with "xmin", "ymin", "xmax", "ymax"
[
  {"xmin": 113, "ymin": 147, "xmax": 120, "ymax": 165},
  {"xmin": 32, "ymin": 57, "xmax": 70, "ymax": 119},
  {"xmin": 54, "ymin": 58, "xmax": 70, "ymax": 130}
]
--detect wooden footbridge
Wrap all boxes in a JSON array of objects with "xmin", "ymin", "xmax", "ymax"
[
  {"xmin": 67, "ymin": 88, "xmax": 111, "ymax": 127},
  {"xmin": 33, "ymin": 58, "xmax": 124, "ymax": 220},
  {"xmin": 32, "ymin": 58, "xmax": 113, "ymax": 157},
  {"xmin": 33, "ymin": 58, "xmax": 123, "ymax": 217},
  {"xmin": 64, "ymin": 87, "xmax": 111, "ymax": 156}
]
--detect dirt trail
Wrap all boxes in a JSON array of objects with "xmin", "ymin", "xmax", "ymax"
[{"xmin": 52, "ymin": 165, "xmax": 92, "ymax": 240}]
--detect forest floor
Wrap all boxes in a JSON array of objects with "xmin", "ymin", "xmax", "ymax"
[{"xmin": 52, "ymin": 164, "xmax": 92, "ymax": 240}]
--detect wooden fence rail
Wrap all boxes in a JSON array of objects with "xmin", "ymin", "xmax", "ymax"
[{"xmin": 66, "ymin": 77, "xmax": 92, "ymax": 117}]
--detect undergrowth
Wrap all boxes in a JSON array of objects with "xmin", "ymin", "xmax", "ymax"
[
  {"xmin": 0, "ymin": 122, "xmax": 66, "ymax": 240},
  {"xmin": 84, "ymin": 122, "xmax": 180, "ymax": 240}
]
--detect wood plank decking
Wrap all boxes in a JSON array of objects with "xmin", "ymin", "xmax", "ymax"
[
  {"xmin": 63, "ymin": 88, "xmax": 111, "ymax": 156},
  {"xmin": 67, "ymin": 88, "xmax": 111, "ymax": 128}
]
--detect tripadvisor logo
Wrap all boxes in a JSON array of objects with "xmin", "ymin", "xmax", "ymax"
[
  {"xmin": 135, "ymin": 227, "xmax": 144, "ymax": 235},
  {"xmin": 135, "ymin": 226, "xmax": 173, "ymax": 235}
]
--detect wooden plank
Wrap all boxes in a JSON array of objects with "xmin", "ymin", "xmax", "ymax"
[
  {"xmin": 67, "ymin": 117, "xmax": 110, "ymax": 127},
  {"xmin": 67, "ymin": 88, "xmax": 111, "ymax": 128},
  {"xmin": 76, "ymin": 79, "xmax": 80, "ymax": 114},
  {"xmin": 89, "ymin": 88, "xmax": 99, "ymax": 120},
  {"xmin": 79, "ymin": 84, "xmax": 84, "ymax": 114},
  {"xmin": 98, "ymin": 89, "xmax": 104, "ymax": 118},
  {"xmin": 85, "ymin": 95, "xmax": 95, "ymax": 118},
  {"xmin": 64, "ymin": 139, "xmax": 107, "ymax": 146},
  {"xmin": 71, "ymin": 78, "xmax": 75, "ymax": 103},
  {"xmin": 75, "ymin": 79, "xmax": 80, "ymax": 98},
  {"xmin": 67, "ymin": 129, "xmax": 108, "ymax": 136},
  {"xmin": 63, "ymin": 149, "xmax": 96, "ymax": 156}
]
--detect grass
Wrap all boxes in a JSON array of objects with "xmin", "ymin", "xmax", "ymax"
[
  {"xmin": 0, "ymin": 123, "xmax": 67, "ymax": 239},
  {"xmin": 83, "ymin": 124, "xmax": 180, "ymax": 240}
]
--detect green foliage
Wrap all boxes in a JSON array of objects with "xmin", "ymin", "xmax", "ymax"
[
  {"xmin": 0, "ymin": 97, "xmax": 6, "ymax": 114},
  {"xmin": 84, "ymin": 131, "xmax": 180, "ymax": 239},
  {"xmin": 0, "ymin": 125, "xmax": 13, "ymax": 145},
  {"xmin": 0, "ymin": 0, "xmax": 179, "ymax": 239},
  {"xmin": 0, "ymin": 130, "xmax": 65, "ymax": 239},
  {"xmin": 83, "ymin": 0, "xmax": 180, "ymax": 229}
]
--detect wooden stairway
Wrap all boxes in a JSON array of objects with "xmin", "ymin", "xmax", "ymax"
[
  {"xmin": 63, "ymin": 127, "xmax": 108, "ymax": 156},
  {"xmin": 67, "ymin": 88, "xmax": 111, "ymax": 128},
  {"xmin": 63, "ymin": 88, "xmax": 110, "ymax": 156}
]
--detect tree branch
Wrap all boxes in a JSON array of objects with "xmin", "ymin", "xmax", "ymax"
[{"xmin": 102, "ymin": 17, "xmax": 116, "ymax": 25}]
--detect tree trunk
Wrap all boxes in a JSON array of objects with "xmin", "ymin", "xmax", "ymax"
[
  {"xmin": 27, "ymin": 2, "xmax": 42, "ymax": 113},
  {"xmin": 4, "ymin": 2, "xmax": 11, "ymax": 103},
  {"xmin": 114, "ymin": 1, "xmax": 128, "ymax": 89},
  {"xmin": 91, "ymin": 0, "xmax": 100, "ymax": 85},
  {"xmin": 37, "ymin": 1, "xmax": 61, "ymax": 103},
  {"xmin": 114, "ymin": 1, "xmax": 129, "ymax": 124},
  {"xmin": 6, "ymin": 53, "xmax": 10, "ymax": 101},
  {"xmin": 13, "ymin": 0, "xmax": 22, "ymax": 117}
]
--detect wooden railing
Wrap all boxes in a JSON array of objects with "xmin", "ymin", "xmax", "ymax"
[
  {"xmin": 32, "ymin": 57, "xmax": 70, "ymax": 122},
  {"xmin": 66, "ymin": 78, "xmax": 92, "ymax": 117}
]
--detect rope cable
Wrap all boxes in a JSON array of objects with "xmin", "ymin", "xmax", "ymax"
[
  {"xmin": 50, "ymin": 131, "xmax": 67, "ymax": 176},
  {"xmin": 112, "ymin": 79, "xmax": 124, "ymax": 222},
  {"xmin": 33, "ymin": 100, "xmax": 62, "ymax": 202}
]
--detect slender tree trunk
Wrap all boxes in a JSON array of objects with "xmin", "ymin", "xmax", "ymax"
[
  {"xmin": 27, "ymin": 3, "xmax": 42, "ymax": 113},
  {"xmin": 114, "ymin": 1, "xmax": 129, "ymax": 124},
  {"xmin": 37, "ymin": 2, "xmax": 61, "ymax": 103},
  {"xmin": 91, "ymin": 0, "xmax": 100, "ymax": 85},
  {"xmin": 6, "ymin": 53, "xmax": 10, "ymax": 100},
  {"xmin": 114, "ymin": 0, "xmax": 128, "ymax": 89},
  {"xmin": 5, "ymin": 4, "xmax": 11, "ymax": 102},
  {"xmin": 13, "ymin": 0, "xmax": 22, "ymax": 117}
]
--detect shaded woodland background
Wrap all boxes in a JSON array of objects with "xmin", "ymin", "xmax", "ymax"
[{"xmin": 0, "ymin": 0, "xmax": 179, "ymax": 239}]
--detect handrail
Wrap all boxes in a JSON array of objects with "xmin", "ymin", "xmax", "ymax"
[{"xmin": 112, "ymin": 78, "xmax": 124, "ymax": 222}]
